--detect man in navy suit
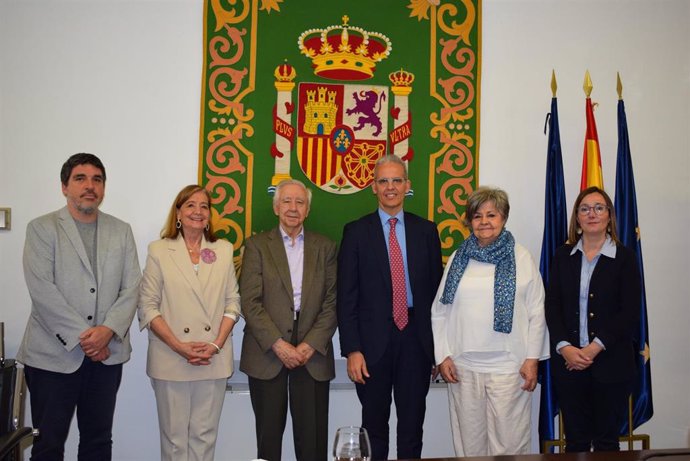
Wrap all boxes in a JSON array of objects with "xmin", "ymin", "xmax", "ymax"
[{"xmin": 337, "ymin": 155, "xmax": 443, "ymax": 460}]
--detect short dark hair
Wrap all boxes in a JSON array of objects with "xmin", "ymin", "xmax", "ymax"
[{"xmin": 60, "ymin": 153, "xmax": 106, "ymax": 186}]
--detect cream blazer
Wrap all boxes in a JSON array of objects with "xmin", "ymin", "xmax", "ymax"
[{"xmin": 138, "ymin": 235, "xmax": 240, "ymax": 381}]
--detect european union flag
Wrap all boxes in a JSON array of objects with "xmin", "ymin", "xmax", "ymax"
[
  {"xmin": 614, "ymin": 98, "xmax": 654, "ymax": 432},
  {"xmin": 538, "ymin": 95, "xmax": 567, "ymax": 451}
]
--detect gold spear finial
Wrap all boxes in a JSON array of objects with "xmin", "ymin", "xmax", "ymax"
[
  {"xmin": 551, "ymin": 70, "xmax": 557, "ymax": 97},
  {"xmin": 583, "ymin": 69, "xmax": 593, "ymax": 98},
  {"xmin": 617, "ymin": 72, "xmax": 623, "ymax": 100}
]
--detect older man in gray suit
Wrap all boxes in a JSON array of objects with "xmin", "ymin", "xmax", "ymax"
[
  {"xmin": 17, "ymin": 153, "xmax": 141, "ymax": 461},
  {"xmin": 240, "ymin": 179, "xmax": 337, "ymax": 461}
]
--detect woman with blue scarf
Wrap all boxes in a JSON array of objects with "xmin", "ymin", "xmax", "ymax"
[{"xmin": 431, "ymin": 187, "xmax": 549, "ymax": 456}]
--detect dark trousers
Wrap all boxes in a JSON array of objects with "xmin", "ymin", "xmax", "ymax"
[
  {"xmin": 553, "ymin": 367, "xmax": 631, "ymax": 452},
  {"xmin": 248, "ymin": 316, "xmax": 330, "ymax": 461},
  {"xmin": 355, "ymin": 314, "xmax": 432, "ymax": 461},
  {"xmin": 249, "ymin": 366, "xmax": 330, "ymax": 461},
  {"xmin": 24, "ymin": 358, "xmax": 123, "ymax": 461}
]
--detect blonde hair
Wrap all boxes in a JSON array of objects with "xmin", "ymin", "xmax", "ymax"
[{"xmin": 160, "ymin": 185, "xmax": 217, "ymax": 242}]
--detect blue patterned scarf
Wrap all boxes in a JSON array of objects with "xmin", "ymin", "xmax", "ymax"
[{"xmin": 439, "ymin": 229, "xmax": 516, "ymax": 333}]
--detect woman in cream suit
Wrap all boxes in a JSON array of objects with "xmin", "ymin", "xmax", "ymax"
[{"xmin": 138, "ymin": 185, "xmax": 240, "ymax": 461}]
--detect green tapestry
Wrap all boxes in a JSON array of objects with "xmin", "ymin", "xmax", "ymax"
[{"xmin": 199, "ymin": 0, "xmax": 481, "ymax": 267}]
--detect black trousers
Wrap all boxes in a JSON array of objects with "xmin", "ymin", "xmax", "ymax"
[
  {"xmin": 24, "ymin": 358, "xmax": 123, "ymax": 461},
  {"xmin": 553, "ymin": 367, "xmax": 631, "ymax": 452},
  {"xmin": 355, "ymin": 313, "xmax": 432, "ymax": 461}
]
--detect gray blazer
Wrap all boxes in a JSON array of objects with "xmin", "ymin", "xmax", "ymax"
[
  {"xmin": 239, "ymin": 228, "xmax": 337, "ymax": 381},
  {"xmin": 17, "ymin": 207, "xmax": 141, "ymax": 373}
]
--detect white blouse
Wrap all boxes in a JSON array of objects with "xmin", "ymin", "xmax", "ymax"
[{"xmin": 431, "ymin": 243, "xmax": 549, "ymax": 374}]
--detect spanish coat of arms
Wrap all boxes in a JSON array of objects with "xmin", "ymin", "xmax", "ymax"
[{"xmin": 270, "ymin": 16, "xmax": 414, "ymax": 195}]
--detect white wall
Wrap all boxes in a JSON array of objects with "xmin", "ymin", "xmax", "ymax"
[{"xmin": 1, "ymin": 1, "xmax": 688, "ymax": 460}]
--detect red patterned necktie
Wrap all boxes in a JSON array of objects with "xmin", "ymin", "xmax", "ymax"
[{"xmin": 388, "ymin": 218, "xmax": 408, "ymax": 330}]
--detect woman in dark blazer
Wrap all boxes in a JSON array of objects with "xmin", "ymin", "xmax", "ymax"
[{"xmin": 545, "ymin": 186, "xmax": 640, "ymax": 452}]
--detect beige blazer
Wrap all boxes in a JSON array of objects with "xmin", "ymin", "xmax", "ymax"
[
  {"xmin": 138, "ymin": 236, "xmax": 240, "ymax": 381},
  {"xmin": 239, "ymin": 228, "xmax": 337, "ymax": 381}
]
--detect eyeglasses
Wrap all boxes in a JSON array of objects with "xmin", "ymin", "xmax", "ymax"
[
  {"xmin": 577, "ymin": 204, "xmax": 609, "ymax": 215},
  {"xmin": 375, "ymin": 177, "xmax": 406, "ymax": 187}
]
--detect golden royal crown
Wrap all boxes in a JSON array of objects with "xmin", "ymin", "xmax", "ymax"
[
  {"xmin": 274, "ymin": 61, "xmax": 296, "ymax": 83},
  {"xmin": 389, "ymin": 68, "xmax": 415, "ymax": 87},
  {"xmin": 298, "ymin": 15, "xmax": 392, "ymax": 81}
]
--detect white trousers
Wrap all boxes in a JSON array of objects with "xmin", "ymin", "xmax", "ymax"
[
  {"xmin": 447, "ymin": 366, "xmax": 531, "ymax": 457},
  {"xmin": 151, "ymin": 378, "xmax": 227, "ymax": 461}
]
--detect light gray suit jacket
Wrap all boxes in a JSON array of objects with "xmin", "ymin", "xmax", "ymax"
[
  {"xmin": 239, "ymin": 228, "xmax": 337, "ymax": 381},
  {"xmin": 18, "ymin": 207, "xmax": 141, "ymax": 373},
  {"xmin": 138, "ymin": 236, "xmax": 240, "ymax": 381}
]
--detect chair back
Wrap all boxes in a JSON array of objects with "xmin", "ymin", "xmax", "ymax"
[{"xmin": 0, "ymin": 322, "xmax": 33, "ymax": 461}]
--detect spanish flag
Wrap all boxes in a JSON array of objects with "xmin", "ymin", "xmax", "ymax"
[{"xmin": 580, "ymin": 97, "xmax": 604, "ymax": 190}]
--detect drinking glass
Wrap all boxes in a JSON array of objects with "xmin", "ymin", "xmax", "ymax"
[{"xmin": 333, "ymin": 426, "xmax": 371, "ymax": 461}]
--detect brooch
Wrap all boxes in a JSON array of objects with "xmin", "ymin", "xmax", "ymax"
[{"xmin": 200, "ymin": 248, "xmax": 217, "ymax": 264}]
